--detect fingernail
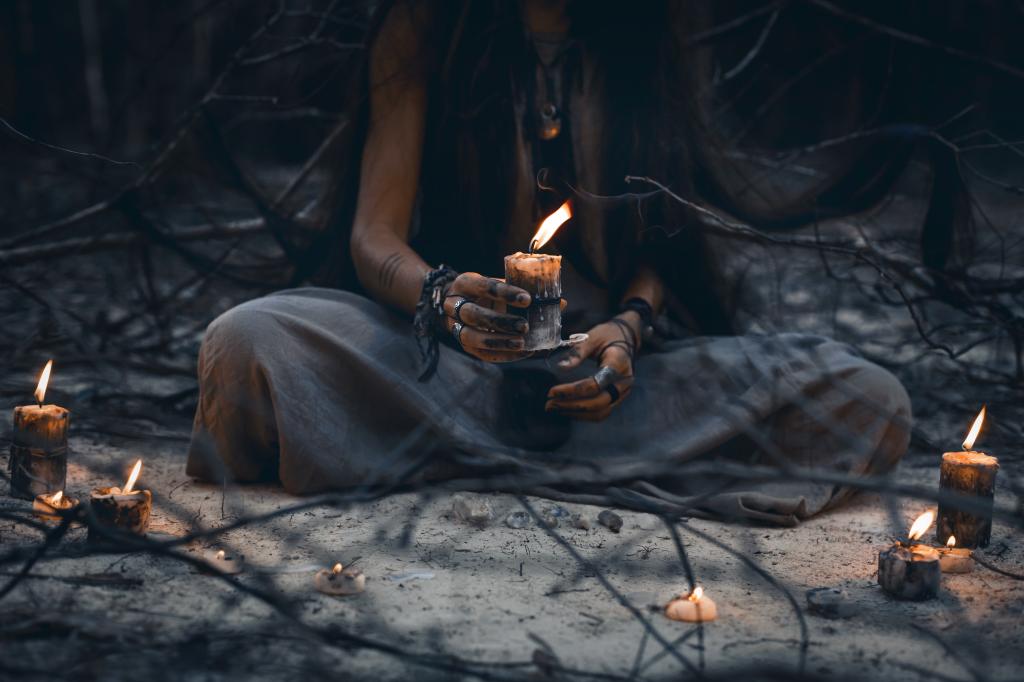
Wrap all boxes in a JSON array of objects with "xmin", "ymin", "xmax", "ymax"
[
  {"xmin": 517, "ymin": 294, "xmax": 530, "ymax": 304},
  {"xmin": 558, "ymin": 359, "xmax": 571, "ymax": 367},
  {"xmin": 517, "ymin": 322, "xmax": 528, "ymax": 333}
]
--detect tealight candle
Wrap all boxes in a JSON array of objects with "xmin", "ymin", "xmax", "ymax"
[
  {"xmin": 937, "ymin": 407, "xmax": 999, "ymax": 548},
  {"xmin": 504, "ymin": 201, "xmax": 572, "ymax": 351},
  {"xmin": 89, "ymin": 459, "xmax": 152, "ymax": 538},
  {"xmin": 314, "ymin": 562, "xmax": 365, "ymax": 596},
  {"xmin": 203, "ymin": 548, "xmax": 245, "ymax": 575},
  {"xmin": 665, "ymin": 586, "xmax": 718, "ymax": 623},
  {"xmin": 937, "ymin": 535, "xmax": 974, "ymax": 574},
  {"xmin": 32, "ymin": 489, "xmax": 79, "ymax": 522},
  {"xmin": 878, "ymin": 510, "xmax": 941, "ymax": 600},
  {"xmin": 9, "ymin": 360, "xmax": 70, "ymax": 500}
]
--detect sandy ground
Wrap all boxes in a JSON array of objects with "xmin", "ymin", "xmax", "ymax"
[{"xmin": 2, "ymin": 432, "xmax": 1022, "ymax": 682}]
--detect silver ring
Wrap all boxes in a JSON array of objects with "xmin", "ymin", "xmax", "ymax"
[
  {"xmin": 452, "ymin": 297, "xmax": 469, "ymax": 324},
  {"xmin": 593, "ymin": 365, "xmax": 619, "ymax": 390},
  {"xmin": 451, "ymin": 322, "xmax": 465, "ymax": 346}
]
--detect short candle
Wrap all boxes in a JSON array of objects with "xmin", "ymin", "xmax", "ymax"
[
  {"xmin": 937, "ymin": 535, "xmax": 973, "ymax": 574},
  {"xmin": 33, "ymin": 489, "xmax": 79, "ymax": 522},
  {"xmin": 878, "ymin": 510, "xmax": 941, "ymax": 601},
  {"xmin": 89, "ymin": 459, "xmax": 152, "ymax": 538},
  {"xmin": 665, "ymin": 586, "xmax": 718, "ymax": 623}
]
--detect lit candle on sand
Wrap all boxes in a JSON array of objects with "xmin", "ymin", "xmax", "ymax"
[
  {"xmin": 937, "ymin": 407, "xmax": 999, "ymax": 548},
  {"xmin": 314, "ymin": 562, "xmax": 366, "ymax": 596},
  {"xmin": 504, "ymin": 201, "xmax": 572, "ymax": 351},
  {"xmin": 33, "ymin": 489, "xmax": 80, "ymax": 522},
  {"xmin": 89, "ymin": 459, "xmax": 152, "ymax": 538},
  {"xmin": 937, "ymin": 535, "xmax": 973, "ymax": 574},
  {"xmin": 877, "ymin": 510, "xmax": 941, "ymax": 600},
  {"xmin": 9, "ymin": 360, "xmax": 70, "ymax": 499},
  {"xmin": 665, "ymin": 585, "xmax": 718, "ymax": 623}
]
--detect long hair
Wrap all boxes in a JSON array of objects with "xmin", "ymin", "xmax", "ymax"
[{"xmin": 315, "ymin": 0, "xmax": 969, "ymax": 335}]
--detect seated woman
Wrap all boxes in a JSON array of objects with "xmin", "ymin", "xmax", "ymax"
[{"xmin": 185, "ymin": 0, "xmax": 911, "ymax": 525}]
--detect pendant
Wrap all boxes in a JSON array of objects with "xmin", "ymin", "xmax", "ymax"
[{"xmin": 539, "ymin": 102, "xmax": 561, "ymax": 140}]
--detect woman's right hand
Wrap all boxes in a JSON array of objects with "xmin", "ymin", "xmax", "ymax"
[{"xmin": 442, "ymin": 272, "xmax": 532, "ymax": 362}]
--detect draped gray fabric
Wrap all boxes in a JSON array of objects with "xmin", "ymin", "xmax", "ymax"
[{"xmin": 186, "ymin": 288, "xmax": 911, "ymax": 526}]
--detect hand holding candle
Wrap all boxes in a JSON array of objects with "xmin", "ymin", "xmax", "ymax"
[{"xmin": 10, "ymin": 360, "xmax": 70, "ymax": 500}]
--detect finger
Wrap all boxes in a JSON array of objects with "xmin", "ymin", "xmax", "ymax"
[
  {"xmin": 456, "ymin": 323, "xmax": 526, "ymax": 351},
  {"xmin": 554, "ymin": 335, "xmax": 596, "ymax": 370},
  {"xmin": 546, "ymin": 380, "xmax": 632, "ymax": 413},
  {"xmin": 451, "ymin": 273, "xmax": 531, "ymax": 307},
  {"xmin": 560, "ymin": 298, "xmax": 567, "ymax": 311},
  {"xmin": 547, "ymin": 375, "xmax": 602, "ymax": 401},
  {"xmin": 445, "ymin": 298, "xmax": 526, "ymax": 334}
]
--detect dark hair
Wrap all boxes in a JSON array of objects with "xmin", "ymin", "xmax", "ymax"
[{"xmin": 318, "ymin": 0, "xmax": 968, "ymax": 335}]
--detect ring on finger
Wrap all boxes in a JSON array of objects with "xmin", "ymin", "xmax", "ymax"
[
  {"xmin": 605, "ymin": 384, "xmax": 621, "ymax": 403},
  {"xmin": 451, "ymin": 322, "xmax": 465, "ymax": 346},
  {"xmin": 594, "ymin": 365, "xmax": 619, "ymax": 390},
  {"xmin": 452, "ymin": 297, "xmax": 469, "ymax": 324}
]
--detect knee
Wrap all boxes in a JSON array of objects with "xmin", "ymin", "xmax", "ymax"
[
  {"xmin": 841, "ymin": 361, "xmax": 912, "ymax": 469},
  {"xmin": 200, "ymin": 298, "xmax": 279, "ymax": 376}
]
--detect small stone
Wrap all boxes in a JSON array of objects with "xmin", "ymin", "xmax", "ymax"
[
  {"xmin": 806, "ymin": 587, "xmax": 854, "ymax": 619},
  {"xmin": 571, "ymin": 514, "xmax": 591, "ymax": 530},
  {"xmin": 505, "ymin": 511, "xmax": 531, "ymax": 529},
  {"xmin": 598, "ymin": 510, "xmax": 622, "ymax": 533},
  {"xmin": 540, "ymin": 513, "xmax": 559, "ymax": 528},
  {"xmin": 544, "ymin": 505, "xmax": 571, "ymax": 519},
  {"xmin": 452, "ymin": 494, "xmax": 493, "ymax": 528}
]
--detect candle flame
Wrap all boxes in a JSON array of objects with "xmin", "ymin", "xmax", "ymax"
[
  {"xmin": 122, "ymin": 459, "xmax": 142, "ymax": 494},
  {"xmin": 51, "ymin": 491, "xmax": 63, "ymax": 504},
  {"xmin": 907, "ymin": 510, "xmax": 934, "ymax": 541},
  {"xmin": 688, "ymin": 586, "xmax": 704, "ymax": 602},
  {"xmin": 529, "ymin": 201, "xmax": 572, "ymax": 253},
  {"xmin": 962, "ymin": 406, "xmax": 986, "ymax": 451},
  {"xmin": 332, "ymin": 563, "xmax": 343, "ymax": 575},
  {"xmin": 946, "ymin": 536, "xmax": 956, "ymax": 548},
  {"xmin": 217, "ymin": 549, "xmax": 226, "ymax": 560},
  {"xmin": 34, "ymin": 360, "xmax": 53, "ymax": 404}
]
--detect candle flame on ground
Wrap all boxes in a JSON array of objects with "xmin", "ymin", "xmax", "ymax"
[
  {"xmin": 688, "ymin": 586, "xmax": 704, "ymax": 602},
  {"xmin": 51, "ymin": 491, "xmax": 63, "ymax": 504},
  {"xmin": 34, "ymin": 360, "xmax": 53, "ymax": 404},
  {"xmin": 947, "ymin": 536, "xmax": 956, "ymax": 548},
  {"xmin": 908, "ymin": 510, "xmax": 934, "ymax": 541},
  {"xmin": 962, "ymin": 406, "xmax": 986, "ymax": 451},
  {"xmin": 217, "ymin": 550, "xmax": 226, "ymax": 560},
  {"xmin": 123, "ymin": 459, "xmax": 142, "ymax": 494},
  {"xmin": 332, "ymin": 563, "xmax": 343, "ymax": 574},
  {"xmin": 529, "ymin": 201, "xmax": 572, "ymax": 253}
]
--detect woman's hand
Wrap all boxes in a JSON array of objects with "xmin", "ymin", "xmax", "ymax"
[
  {"xmin": 443, "ymin": 272, "xmax": 533, "ymax": 362},
  {"xmin": 545, "ymin": 315, "xmax": 640, "ymax": 421}
]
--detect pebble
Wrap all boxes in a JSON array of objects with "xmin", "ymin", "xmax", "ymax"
[
  {"xmin": 571, "ymin": 514, "xmax": 591, "ymax": 530},
  {"xmin": 544, "ymin": 505, "xmax": 572, "ymax": 519},
  {"xmin": 598, "ymin": 510, "xmax": 623, "ymax": 533},
  {"xmin": 505, "ymin": 511, "xmax": 531, "ymax": 529},
  {"xmin": 805, "ymin": 587, "xmax": 855, "ymax": 619},
  {"xmin": 452, "ymin": 494, "xmax": 494, "ymax": 528}
]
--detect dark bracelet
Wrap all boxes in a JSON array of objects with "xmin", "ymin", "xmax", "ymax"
[
  {"xmin": 619, "ymin": 297, "xmax": 655, "ymax": 341},
  {"xmin": 414, "ymin": 264, "xmax": 458, "ymax": 381}
]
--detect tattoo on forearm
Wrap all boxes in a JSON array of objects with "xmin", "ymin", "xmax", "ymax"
[{"xmin": 377, "ymin": 252, "xmax": 405, "ymax": 289}]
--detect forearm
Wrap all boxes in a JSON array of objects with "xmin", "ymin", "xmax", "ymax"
[
  {"xmin": 615, "ymin": 264, "xmax": 665, "ymax": 345},
  {"xmin": 351, "ymin": 227, "xmax": 430, "ymax": 316}
]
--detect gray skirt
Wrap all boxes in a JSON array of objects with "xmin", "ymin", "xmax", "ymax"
[{"xmin": 186, "ymin": 288, "xmax": 912, "ymax": 526}]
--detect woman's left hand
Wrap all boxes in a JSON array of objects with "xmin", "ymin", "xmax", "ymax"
[{"xmin": 545, "ymin": 316, "xmax": 639, "ymax": 422}]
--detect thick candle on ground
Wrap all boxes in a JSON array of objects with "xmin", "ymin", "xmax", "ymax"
[
  {"xmin": 937, "ymin": 407, "xmax": 999, "ymax": 548},
  {"xmin": 878, "ymin": 511, "xmax": 941, "ymax": 600},
  {"xmin": 89, "ymin": 459, "xmax": 152, "ymax": 538},
  {"xmin": 10, "ymin": 360, "xmax": 69, "ymax": 499}
]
